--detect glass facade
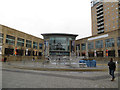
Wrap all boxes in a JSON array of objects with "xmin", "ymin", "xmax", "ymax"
[
  {"xmin": 95, "ymin": 40, "xmax": 103, "ymax": 48},
  {"xmin": 6, "ymin": 35, "xmax": 15, "ymax": 45},
  {"xmin": 33, "ymin": 42, "xmax": 38, "ymax": 49},
  {"xmin": 17, "ymin": 38, "xmax": 24, "ymax": 47},
  {"xmin": 49, "ymin": 37, "xmax": 70, "ymax": 51},
  {"xmin": 88, "ymin": 42, "xmax": 94, "ymax": 50},
  {"xmin": 41, "ymin": 33, "xmax": 78, "ymax": 56},
  {"xmin": 81, "ymin": 43, "xmax": 86, "ymax": 50},
  {"xmin": 0, "ymin": 33, "xmax": 3, "ymax": 44},
  {"xmin": 26, "ymin": 40, "xmax": 32, "ymax": 48},
  {"xmin": 49, "ymin": 37, "xmax": 72, "ymax": 56},
  {"xmin": 105, "ymin": 38, "xmax": 114, "ymax": 47}
]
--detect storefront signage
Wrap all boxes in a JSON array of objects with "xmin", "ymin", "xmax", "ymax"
[{"xmin": 88, "ymin": 34, "xmax": 108, "ymax": 41}]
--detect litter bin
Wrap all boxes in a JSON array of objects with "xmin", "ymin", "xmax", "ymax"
[
  {"xmin": 79, "ymin": 60, "xmax": 84, "ymax": 63},
  {"xmin": 92, "ymin": 60, "xmax": 96, "ymax": 67},
  {"xmin": 79, "ymin": 60, "xmax": 87, "ymax": 68},
  {"xmin": 89, "ymin": 60, "xmax": 96, "ymax": 67},
  {"xmin": 86, "ymin": 60, "xmax": 90, "ymax": 67}
]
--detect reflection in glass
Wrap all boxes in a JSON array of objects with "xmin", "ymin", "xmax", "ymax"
[{"xmin": 49, "ymin": 37, "xmax": 70, "ymax": 51}]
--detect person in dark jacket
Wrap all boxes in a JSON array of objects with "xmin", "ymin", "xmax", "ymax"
[
  {"xmin": 108, "ymin": 58, "xmax": 116, "ymax": 81},
  {"xmin": 4, "ymin": 57, "xmax": 7, "ymax": 62}
]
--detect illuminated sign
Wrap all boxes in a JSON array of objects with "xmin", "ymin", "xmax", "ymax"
[{"xmin": 88, "ymin": 34, "xmax": 108, "ymax": 41}]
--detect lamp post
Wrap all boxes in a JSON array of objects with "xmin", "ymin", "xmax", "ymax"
[{"xmin": 86, "ymin": 40, "xmax": 88, "ymax": 59}]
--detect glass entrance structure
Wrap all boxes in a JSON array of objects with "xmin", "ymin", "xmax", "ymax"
[{"xmin": 41, "ymin": 33, "xmax": 78, "ymax": 56}]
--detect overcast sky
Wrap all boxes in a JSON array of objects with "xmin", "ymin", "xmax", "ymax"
[{"xmin": 0, "ymin": 0, "xmax": 92, "ymax": 39}]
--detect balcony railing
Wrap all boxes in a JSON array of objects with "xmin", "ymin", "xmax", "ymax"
[
  {"xmin": 97, "ymin": 22, "xmax": 104, "ymax": 27},
  {"xmin": 97, "ymin": 18, "xmax": 104, "ymax": 23},
  {"xmin": 98, "ymin": 27, "xmax": 104, "ymax": 31},
  {"xmin": 96, "ymin": 4, "xmax": 103, "ymax": 9},
  {"xmin": 97, "ymin": 22, "xmax": 104, "ymax": 26},
  {"xmin": 98, "ymin": 30, "xmax": 104, "ymax": 34},
  {"xmin": 97, "ymin": 7, "xmax": 103, "ymax": 13},
  {"xmin": 97, "ymin": 11, "xmax": 103, "ymax": 16},
  {"xmin": 97, "ymin": 15, "xmax": 104, "ymax": 19}
]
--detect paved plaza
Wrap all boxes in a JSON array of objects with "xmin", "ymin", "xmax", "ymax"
[
  {"xmin": 2, "ymin": 68, "xmax": 119, "ymax": 88},
  {"xmin": 1, "ymin": 59, "xmax": 119, "ymax": 88}
]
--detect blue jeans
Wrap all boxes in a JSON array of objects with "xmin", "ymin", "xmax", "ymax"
[{"xmin": 109, "ymin": 69, "xmax": 115, "ymax": 79}]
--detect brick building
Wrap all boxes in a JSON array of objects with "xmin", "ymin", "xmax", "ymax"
[
  {"xmin": 0, "ymin": 1, "xmax": 120, "ymax": 61},
  {"xmin": 91, "ymin": 0, "xmax": 120, "ymax": 35},
  {"xmin": 0, "ymin": 24, "xmax": 44, "ymax": 61},
  {"xmin": 75, "ymin": 29, "xmax": 120, "ymax": 59},
  {"xmin": 75, "ymin": 0, "xmax": 120, "ymax": 60}
]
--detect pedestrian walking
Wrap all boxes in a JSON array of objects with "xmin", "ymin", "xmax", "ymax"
[
  {"xmin": 4, "ymin": 57, "xmax": 7, "ymax": 62},
  {"xmin": 108, "ymin": 58, "xmax": 116, "ymax": 81}
]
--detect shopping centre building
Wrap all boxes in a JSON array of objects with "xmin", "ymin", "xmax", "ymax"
[
  {"xmin": 75, "ymin": 29, "xmax": 120, "ymax": 59},
  {"xmin": 0, "ymin": 24, "xmax": 78, "ymax": 61},
  {"xmin": 75, "ymin": 0, "xmax": 120, "ymax": 60},
  {"xmin": 41, "ymin": 33, "xmax": 78, "ymax": 56},
  {"xmin": 0, "ymin": 1, "xmax": 120, "ymax": 61}
]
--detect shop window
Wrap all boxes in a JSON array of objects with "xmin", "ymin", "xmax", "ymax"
[
  {"xmin": 5, "ymin": 48, "xmax": 14, "ymax": 55},
  {"xmin": 82, "ymin": 52, "xmax": 86, "ymax": 56},
  {"xmin": 96, "ymin": 51, "xmax": 103, "ymax": 57},
  {"xmin": 118, "ymin": 50, "xmax": 120, "ymax": 57},
  {"xmin": 32, "ymin": 51, "xmax": 37, "ymax": 56},
  {"xmin": 33, "ymin": 51, "xmax": 35, "ymax": 56},
  {"xmin": 16, "ymin": 49, "xmax": 24, "ymax": 56},
  {"xmin": 108, "ymin": 50, "xmax": 115, "ymax": 57},
  {"xmin": 25, "ymin": 50, "xmax": 31, "ymax": 56},
  {"xmin": 39, "ymin": 52, "xmax": 42, "ymax": 56},
  {"xmin": 36, "ymin": 51, "xmax": 37, "ymax": 56},
  {"xmin": 88, "ymin": 52, "xmax": 94, "ymax": 57},
  {"xmin": 28, "ymin": 51, "xmax": 31, "ymax": 56}
]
